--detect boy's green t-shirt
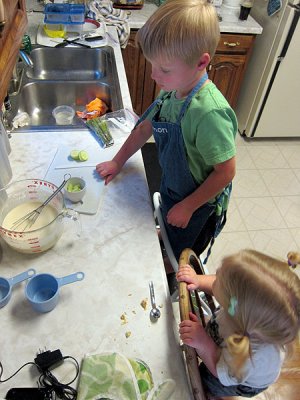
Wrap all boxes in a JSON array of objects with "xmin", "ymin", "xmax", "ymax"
[{"xmin": 148, "ymin": 81, "xmax": 237, "ymax": 186}]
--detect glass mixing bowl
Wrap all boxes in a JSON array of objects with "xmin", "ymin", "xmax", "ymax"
[{"xmin": 0, "ymin": 178, "xmax": 80, "ymax": 254}]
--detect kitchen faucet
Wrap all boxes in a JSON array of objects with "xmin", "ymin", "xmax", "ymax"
[
  {"xmin": 18, "ymin": 49, "xmax": 34, "ymax": 68},
  {"xmin": 9, "ymin": 49, "xmax": 34, "ymax": 97}
]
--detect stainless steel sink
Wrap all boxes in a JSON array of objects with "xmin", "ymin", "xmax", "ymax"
[
  {"xmin": 15, "ymin": 81, "xmax": 118, "ymax": 128},
  {"xmin": 26, "ymin": 47, "xmax": 107, "ymax": 80},
  {"xmin": 6, "ymin": 46, "xmax": 123, "ymax": 131}
]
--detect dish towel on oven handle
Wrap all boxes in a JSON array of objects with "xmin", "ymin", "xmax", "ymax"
[
  {"xmin": 77, "ymin": 352, "xmax": 176, "ymax": 400},
  {"xmin": 267, "ymin": 0, "xmax": 282, "ymax": 16},
  {"xmin": 86, "ymin": 0, "xmax": 131, "ymax": 48}
]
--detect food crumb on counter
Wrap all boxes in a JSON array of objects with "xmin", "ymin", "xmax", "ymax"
[
  {"xmin": 132, "ymin": 310, "xmax": 136, "ymax": 314},
  {"xmin": 125, "ymin": 331, "xmax": 131, "ymax": 338},
  {"xmin": 140, "ymin": 298, "xmax": 148, "ymax": 310},
  {"xmin": 120, "ymin": 313, "xmax": 128, "ymax": 325}
]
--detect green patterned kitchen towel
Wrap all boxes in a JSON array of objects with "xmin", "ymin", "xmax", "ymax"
[
  {"xmin": 77, "ymin": 352, "xmax": 176, "ymax": 400},
  {"xmin": 267, "ymin": 0, "xmax": 282, "ymax": 16}
]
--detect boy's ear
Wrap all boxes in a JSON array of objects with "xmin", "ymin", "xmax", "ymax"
[{"xmin": 197, "ymin": 53, "xmax": 211, "ymax": 71}]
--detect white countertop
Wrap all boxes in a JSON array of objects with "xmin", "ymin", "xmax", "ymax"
[
  {"xmin": 128, "ymin": 1, "xmax": 263, "ymax": 34},
  {"xmin": 0, "ymin": 128, "xmax": 193, "ymax": 398},
  {"xmin": 1, "ymin": 3, "xmax": 192, "ymax": 399}
]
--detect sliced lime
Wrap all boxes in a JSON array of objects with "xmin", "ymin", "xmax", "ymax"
[
  {"xmin": 66, "ymin": 183, "xmax": 74, "ymax": 192},
  {"xmin": 70, "ymin": 150, "xmax": 80, "ymax": 160},
  {"xmin": 78, "ymin": 150, "xmax": 89, "ymax": 161}
]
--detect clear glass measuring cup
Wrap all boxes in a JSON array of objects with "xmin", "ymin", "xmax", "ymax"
[{"xmin": 0, "ymin": 178, "xmax": 81, "ymax": 253}]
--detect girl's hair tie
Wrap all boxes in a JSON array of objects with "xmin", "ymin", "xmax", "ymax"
[{"xmin": 228, "ymin": 296, "xmax": 238, "ymax": 316}]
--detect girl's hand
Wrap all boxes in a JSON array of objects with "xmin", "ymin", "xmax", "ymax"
[
  {"xmin": 177, "ymin": 264, "xmax": 200, "ymax": 291},
  {"xmin": 179, "ymin": 313, "xmax": 205, "ymax": 349},
  {"xmin": 96, "ymin": 160, "xmax": 120, "ymax": 185},
  {"xmin": 166, "ymin": 202, "xmax": 193, "ymax": 228},
  {"xmin": 180, "ymin": 313, "xmax": 220, "ymax": 377}
]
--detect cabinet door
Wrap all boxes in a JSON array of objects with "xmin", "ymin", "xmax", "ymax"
[
  {"xmin": 209, "ymin": 34, "xmax": 255, "ymax": 108},
  {"xmin": 208, "ymin": 54, "xmax": 246, "ymax": 108},
  {"xmin": 122, "ymin": 30, "xmax": 159, "ymax": 115},
  {"xmin": 121, "ymin": 31, "xmax": 145, "ymax": 115}
]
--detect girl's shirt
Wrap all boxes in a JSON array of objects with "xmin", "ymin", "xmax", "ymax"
[{"xmin": 209, "ymin": 309, "xmax": 285, "ymax": 388}]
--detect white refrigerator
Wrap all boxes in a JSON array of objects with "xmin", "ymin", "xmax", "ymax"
[{"xmin": 235, "ymin": 0, "xmax": 300, "ymax": 138}]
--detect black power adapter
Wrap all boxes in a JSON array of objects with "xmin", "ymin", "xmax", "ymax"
[{"xmin": 34, "ymin": 349, "xmax": 63, "ymax": 372}]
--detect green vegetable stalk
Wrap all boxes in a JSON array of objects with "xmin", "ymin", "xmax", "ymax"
[{"xmin": 86, "ymin": 118, "xmax": 114, "ymax": 147}]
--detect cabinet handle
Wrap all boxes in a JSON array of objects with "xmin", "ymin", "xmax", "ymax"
[{"xmin": 223, "ymin": 41, "xmax": 240, "ymax": 47}]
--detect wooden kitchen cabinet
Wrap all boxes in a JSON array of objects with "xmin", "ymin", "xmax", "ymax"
[
  {"xmin": 122, "ymin": 30, "xmax": 255, "ymax": 114},
  {"xmin": 208, "ymin": 33, "xmax": 255, "ymax": 108},
  {"xmin": 0, "ymin": 0, "xmax": 27, "ymax": 106},
  {"xmin": 122, "ymin": 30, "xmax": 159, "ymax": 115}
]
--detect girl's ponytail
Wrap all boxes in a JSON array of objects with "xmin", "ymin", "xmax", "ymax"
[{"xmin": 225, "ymin": 334, "xmax": 250, "ymax": 381}]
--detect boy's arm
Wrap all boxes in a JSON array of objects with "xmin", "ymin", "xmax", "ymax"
[
  {"xmin": 185, "ymin": 156, "xmax": 236, "ymax": 212},
  {"xmin": 167, "ymin": 156, "xmax": 236, "ymax": 228},
  {"xmin": 96, "ymin": 119, "xmax": 153, "ymax": 184},
  {"xmin": 113, "ymin": 119, "xmax": 153, "ymax": 168}
]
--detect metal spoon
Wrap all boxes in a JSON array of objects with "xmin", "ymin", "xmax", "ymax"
[{"xmin": 149, "ymin": 281, "xmax": 161, "ymax": 321}]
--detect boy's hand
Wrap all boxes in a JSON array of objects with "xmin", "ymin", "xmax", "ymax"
[
  {"xmin": 176, "ymin": 265, "xmax": 200, "ymax": 291},
  {"xmin": 96, "ymin": 160, "xmax": 120, "ymax": 185},
  {"xmin": 166, "ymin": 202, "xmax": 193, "ymax": 228},
  {"xmin": 179, "ymin": 313, "xmax": 205, "ymax": 349}
]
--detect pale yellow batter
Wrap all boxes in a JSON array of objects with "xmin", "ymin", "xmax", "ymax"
[{"xmin": 2, "ymin": 201, "xmax": 58, "ymax": 232}]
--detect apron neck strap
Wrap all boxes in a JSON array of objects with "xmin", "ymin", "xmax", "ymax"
[{"xmin": 177, "ymin": 72, "xmax": 208, "ymax": 123}]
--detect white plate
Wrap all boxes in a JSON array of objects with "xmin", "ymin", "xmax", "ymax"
[{"xmin": 36, "ymin": 20, "xmax": 107, "ymax": 48}]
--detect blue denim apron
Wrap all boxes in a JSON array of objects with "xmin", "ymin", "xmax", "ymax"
[{"xmin": 137, "ymin": 73, "xmax": 229, "ymax": 260}]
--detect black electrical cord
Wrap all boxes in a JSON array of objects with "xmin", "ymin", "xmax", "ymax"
[
  {"xmin": 0, "ymin": 361, "xmax": 36, "ymax": 383},
  {"xmin": 38, "ymin": 356, "xmax": 79, "ymax": 400},
  {"xmin": 0, "ymin": 355, "xmax": 79, "ymax": 400}
]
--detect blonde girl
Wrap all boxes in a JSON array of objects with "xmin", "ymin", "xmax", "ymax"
[{"xmin": 178, "ymin": 249, "xmax": 300, "ymax": 398}]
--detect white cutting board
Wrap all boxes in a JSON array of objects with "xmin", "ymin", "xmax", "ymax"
[{"xmin": 44, "ymin": 145, "xmax": 115, "ymax": 215}]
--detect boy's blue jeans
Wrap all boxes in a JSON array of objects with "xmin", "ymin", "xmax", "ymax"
[{"xmin": 199, "ymin": 363, "xmax": 268, "ymax": 398}]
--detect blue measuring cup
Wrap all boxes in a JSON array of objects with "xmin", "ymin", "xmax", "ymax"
[
  {"xmin": 0, "ymin": 269, "xmax": 36, "ymax": 309},
  {"xmin": 25, "ymin": 272, "xmax": 85, "ymax": 313}
]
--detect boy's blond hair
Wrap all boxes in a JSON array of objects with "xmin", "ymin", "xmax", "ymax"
[
  {"xmin": 218, "ymin": 249, "xmax": 300, "ymax": 381},
  {"xmin": 136, "ymin": 0, "xmax": 220, "ymax": 66}
]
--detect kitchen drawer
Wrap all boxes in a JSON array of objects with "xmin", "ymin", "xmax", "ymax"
[{"xmin": 217, "ymin": 34, "xmax": 255, "ymax": 54}]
